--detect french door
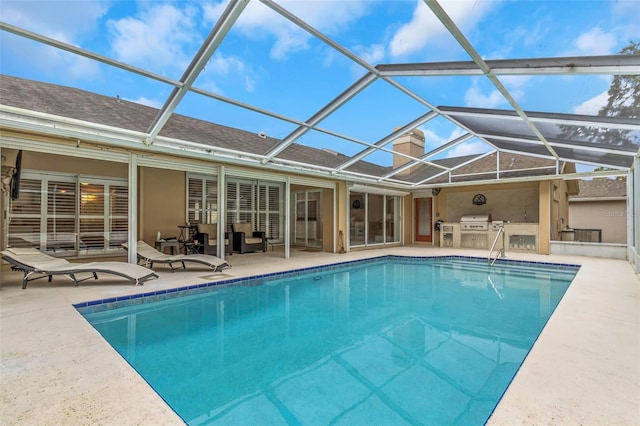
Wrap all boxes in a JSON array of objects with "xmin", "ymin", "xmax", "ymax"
[
  {"xmin": 414, "ymin": 198, "xmax": 432, "ymax": 243},
  {"xmin": 293, "ymin": 190, "xmax": 322, "ymax": 248}
]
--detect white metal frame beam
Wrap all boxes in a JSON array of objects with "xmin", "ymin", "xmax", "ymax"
[
  {"xmin": 376, "ymin": 54, "xmax": 640, "ymax": 77},
  {"xmin": 423, "ymin": 0, "xmax": 561, "ymax": 162},
  {"xmin": 144, "ymin": 0, "xmax": 249, "ymax": 145},
  {"xmin": 334, "ymin": 111, "xmax": 440, "ymax": 172},
  {"xmin": 262, "ymin": 72, "xmax": 378, "ymax": 161}
]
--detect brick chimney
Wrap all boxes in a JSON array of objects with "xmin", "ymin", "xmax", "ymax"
[{"xmin": 393, "ymin": 129, "xmax": 425, "ymax": 175}]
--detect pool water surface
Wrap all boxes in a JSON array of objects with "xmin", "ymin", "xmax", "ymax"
[{"xmin": 77, "ymin": 256, "xmax": 578, "ymax": 425}]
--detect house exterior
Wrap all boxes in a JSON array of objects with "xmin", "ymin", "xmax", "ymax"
[
  {"xmin": 568, "ymin": 179, "xmax": 627, "ymax": 244},
  {"xmin": 1, "ymin": 75, "xmax": 580, "ymax": 266}
]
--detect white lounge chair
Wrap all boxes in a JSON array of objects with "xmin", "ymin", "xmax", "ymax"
[
  {"xmin": 1, "ymin": 247, "xmax": 158, "ymax": 289},
  {"xmin": 124, "ymin": 241, "xmax": 231, "ymax": 272}
]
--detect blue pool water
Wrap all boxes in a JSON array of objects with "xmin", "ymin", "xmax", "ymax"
[{"xmin": 77, "ymin": 256, "xmax": 579, "ymax": 425}]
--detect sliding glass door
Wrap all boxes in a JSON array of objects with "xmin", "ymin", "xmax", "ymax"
[{"xmin": 293, "ymin": 190, "xmax": 322, "ymax": 248}]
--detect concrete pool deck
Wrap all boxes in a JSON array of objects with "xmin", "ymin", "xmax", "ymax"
[{"xmin": 1, "ymin": 246, "xmax": 638, "ymax": 425}]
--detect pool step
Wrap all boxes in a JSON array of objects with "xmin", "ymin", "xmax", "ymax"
[{"xmin": 425, "ymin": 258, "xmax": 578, "ymax": 279}]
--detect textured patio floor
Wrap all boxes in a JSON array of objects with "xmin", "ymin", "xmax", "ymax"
[{"xmin": 1, "ymin": 246, "xmax": 638, "ymax": 425}]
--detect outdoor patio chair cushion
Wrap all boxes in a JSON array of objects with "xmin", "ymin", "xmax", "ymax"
[
  {"xmin": 233, "ymin": 223, "xmax": 262, "ymax": 244},
  {"xmin": 231, "ymin": 223, "xmax": 266, "ymax": 254},
  {"xmin": 196, "ymin": 223, "xmax": 230, "ymax": 245}
]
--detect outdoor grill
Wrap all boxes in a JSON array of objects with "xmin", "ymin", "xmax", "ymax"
[{"xmin": 460, "ymin": 214, "xmax": 492, "ymax": 231}]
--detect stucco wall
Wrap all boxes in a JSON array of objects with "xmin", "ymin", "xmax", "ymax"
[
  {"xmin": 569, "ymin": 200, "xmax": 627, "ymax": 244},
  {"xmin": 442, "ymin": 184, "xmax": 539, "ymax": 223},
  {"xmin": 139, "ymin": 166, "xmax": 186, "ymax": 245},
  {"xmin": 1, "ymin": 148, "xmax": 127, "ymax": 178}
]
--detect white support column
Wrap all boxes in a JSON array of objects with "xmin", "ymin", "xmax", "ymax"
[
  {"xmin": 632, "ymin": 159, "xmax": 640, "ymax": 272},
  {"xmin": 127, "ymin": 153, "xmax": 138, "ymax": 264},
  {"xmin": 346, "ymin": 187, "xmax": 351, "ymax": 252},
  {"xmin": 219, "ymin": 165, "xmax": 226, "ymax": 260},
  {"xmin": 333, "ymin": 183, "xmax": 337, "ymax": 253},
  {"xmin": 284, "ymin": 176, "xmax": 290, "ymax": 259},
  {"xmin": 627, "ymin": 167, "xmax": 634, "ymax": 265}
]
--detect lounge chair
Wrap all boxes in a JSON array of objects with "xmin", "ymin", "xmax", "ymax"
[
  {"xmin": 193, "ymin": 223, "xmax": 233, "ymax": 255},
  {"xmin": 124, "ymin": 241, "xmax": 231, "ymax": 272},
  {"xmin": 231, "ymin": 223, "xmax": 267, "ymax": 254},
  {"xmin": 1, "ymin": 247, "xmax": 158, "ymax": 289}
]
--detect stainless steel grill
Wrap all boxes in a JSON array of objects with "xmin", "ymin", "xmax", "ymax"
[{"xmin": 460, "ymin": 214, "xmax": 492, "ymax": 231}]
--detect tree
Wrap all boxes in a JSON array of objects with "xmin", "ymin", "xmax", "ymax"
[
  {"xmin": 558, "ymin": 40, "xmax": 639, "ymax": 150},
  {"xmin": 593, "ymin": 166, "xmax": 626, "ymax": 182},
  {"xmin": 599, "ymin": 41, "xmax": 639, "ymax": 120}
]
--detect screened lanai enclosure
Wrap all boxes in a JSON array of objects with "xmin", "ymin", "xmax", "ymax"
[{"xmin": 1, "ymin": 0, "xmax": 639, "ymax": 266}]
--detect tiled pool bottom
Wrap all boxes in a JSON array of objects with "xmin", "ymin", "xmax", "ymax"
[
  {"xmin": 76, "ymin": 255, "xmax": 579, "ymax": 425},
  {"xmin": 74, "ymin": 255, "xmax": 580, "ymax": 315}
]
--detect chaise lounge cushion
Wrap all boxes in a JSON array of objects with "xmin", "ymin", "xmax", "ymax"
[
  {"xmin": 1, "ymin": 247, "xmax": 158, "ymax": 289},
  {"xmin": 124, "ymin": 241, "xmax": 231, "ymax": 272}
]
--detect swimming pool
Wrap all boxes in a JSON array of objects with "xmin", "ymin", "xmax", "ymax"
[{"xmin": 76, "ymin": 256, "xmax": 579, "ymax": 425}]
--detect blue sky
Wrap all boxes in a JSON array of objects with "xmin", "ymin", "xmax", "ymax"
[{"xmin": 1, "ymin": 0, "xmax": 638, "ymax": 167}]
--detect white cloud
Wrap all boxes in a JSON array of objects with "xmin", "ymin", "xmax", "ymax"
[
  {"xmin": 0, "ymin": 0, "xmax": 108, "ymax": 80},
  {"xmin": 358, "ymin": 44, "xmax": 385, "ymax": 65},
  {"xmin": 464, "ymin": 85, "xmax": 504, "ymax": 108},
  {"xmin": 1, "ymin": 0, "xmax": 109, "ymax": 41},
  {"xmin": 389, "ymin": 0, "xmax": 496, "ymax": 58},
  {"xmin": 446, "ymin": 140, "xmax": 490, "ymax": 158},
  {"xmin": 612, "ymin": 0, "xmax": 640, "ymax": 20},
  {"xmin": 108, "ymin": 4, "xmax": 199, "ymax": 70},
  {"xmin": 421, "ymin": 127, "xmax": 466, "ymax": 150},
  {"xmin": 572, "ymin": 90, "xmax": 609, "ymax": 115},
  {"xmin": 124, "ymin": 96, "xmax": 163, "ymax": 109},
  {"xmin": 207, "ymin": 53, "xmax": 245, "ymax": 76},
  {"xmin": 348, "ymin": 43, "xmax": 385, "ymax": 77},
  {"xmin": 204, "ymin": 0, "xmax": 369, "ymax": 60},
  {"xmin": 564, "ymin": 27, "xmax": 617, "ymax": 56}
]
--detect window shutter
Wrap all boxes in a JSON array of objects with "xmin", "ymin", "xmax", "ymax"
[
  {"xmin": 205, "ymin": 178, "xmax": 218, "ymax": 224},
  {"xmin": 188, "ymin": 177, "xmax": 204, "ymax": 224},
  {"xmin": 8, "ymin": 178, "xmax": 42, "ymax": 248},
  {"xmin": 79, "ymin": 183, "xmax": 106, "ymax": 252},
  {"xmin": 109, "ymin": 185, "xmax": 128, "ymax": 249},
  {"xmin": 47, "ymin": 181, "xmax": 77, "ymax": 253},
  {"xmin": 8, "ymin": 173, "xmax": 127, "ymax": 256}
]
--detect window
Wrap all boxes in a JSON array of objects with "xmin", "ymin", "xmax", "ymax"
[
  {"xmin": 187, "ymin": 174, "xmax": 218, "ymax": 225},
  {"xmin": 8, "ymin": 172, "xmax": 127, "ymax": 256},
  {"xmin": 226, "ymin": 178, "xmax": 284, "ymax": 242}
]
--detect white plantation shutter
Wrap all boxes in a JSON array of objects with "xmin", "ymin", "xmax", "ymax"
[
  {"xmin": 109, "ymin": 185, "xmax": 128, "ymax": 249},
  {"xmin": 226, "ymin": 180, "xmax": 238, "ymax": 225},
  {"xmin": 187, "ymin": 174, "xmax": 218, "ymax": 225},
  {"xmin": 188, "ymin": 178, "xmax": 204, "ymax": 223},
  {"xmin": 8, "ymin": 172, "xmax": 127, "ymax": 256},
  {"xmin": 258, "ymin": 184, "xmax": 267, "ymax": 234},
  {"xmin": 7, "ymin": 178, "xmax": 43, "ymax": 248},
  {"xmin": 257, "ymin": 182, "xmax": 282, "ymax": 241},
  {"xmin": 226, "ymin": 178, "xmax": 283, "ymax": 241},
  {"xmin": 226, "ymin": 179, "xmax": 255, "ymax": 228},
  {"xmin": 205, "ymin": 178, "xmax": 218, "ymax": 224},
  {"xmin": 47, "ymin": 180, "xmax": 77, "ymax": 253},
  {"xmin": 79, "ymin": 183, "xmax": 106, "ymax": 253}
]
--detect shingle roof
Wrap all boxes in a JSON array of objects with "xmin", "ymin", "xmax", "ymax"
[
  {"xmin": 0, "ymin": 74, "xmax": 580, "ymax": 185},
  {"xmin": 0, "ymin": 74, "xmax": 391, "ymax": 176},
  {"xmin": 425, "ymin": 152, "xmax": 558, "ymax": 184},
  {"xmin": 571, "ymin": 179, "xmax": 627, "ymax": 199}
]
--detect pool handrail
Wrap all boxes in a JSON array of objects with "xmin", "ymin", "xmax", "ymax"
[{"xmin": 488, "ymin": 224, "xmax": 506, "ymax": 266}]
